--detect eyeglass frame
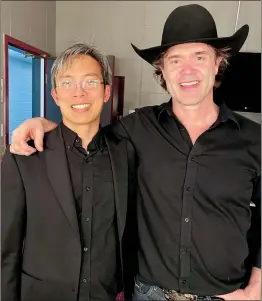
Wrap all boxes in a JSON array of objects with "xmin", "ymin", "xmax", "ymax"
[{"xmin": 55, "ymin": 79, "xmax": 105, "ymax": 91}]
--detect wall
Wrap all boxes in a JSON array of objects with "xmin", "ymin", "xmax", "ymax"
[
  {"xmin": 56, "ymin": 1, "xmax": 261, "ymax": 118},
  {"xmin": 0, "ymin": 0, "xmax": 56, "ymax": 151},
  {"xmin": 8, "ymin": 47, "xmax": 33, "ymax": 144}
]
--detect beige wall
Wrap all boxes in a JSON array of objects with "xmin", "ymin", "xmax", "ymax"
[
  {"xmin": 56, "ymin": 1, "xmax": 261, "ymax": 116},
  {"xmin": 237, "ymin": 1, "xmax": 261, "ymax": 53},
  {"xmin": 0, "ymin": 1, "xmax": 56, "ymax": 151}
]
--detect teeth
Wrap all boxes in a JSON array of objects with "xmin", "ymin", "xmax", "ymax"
[
  {"xmin": 181, "ymin": 81, "xmax": 199, "ymax": 86},
  {"xmin": 71, "ymin": 104, "xmax": 90, "ymax": 109}
]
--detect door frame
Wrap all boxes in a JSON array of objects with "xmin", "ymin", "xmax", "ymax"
[{"xmin": 4, "ymin": 34, "xmax": 50, "ymax": 146}]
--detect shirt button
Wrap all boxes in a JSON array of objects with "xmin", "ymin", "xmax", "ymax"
[
  {"xmin": 182, "ymin": 280, "xmax": 187, "ymax": 284},
  {"xmin": 83, "ymin": 247, "xmax": 88, "ymax": 252},
  {"xmin": 85, "ymin": 217, "xmax": 89, "ymax": 222},
  {"xmin": 82, "ymin": 278, "xmax": 87, "ymax": 283},
  {"xmin": 181, "ymin": 248, "xmax": 187, "ymax": 253},
  {"xmin": 87, "ymin": 151, "xmax": 90, "ymax": 155},
  {"xmin": 76, "ymin": 138, "xmax": 80, "ymax": 143},
  {"xmin": 86, "ymin": 187, "xmax": 90, "ymax": 191},
  {"xmin": 186, "ymin": 186, "xmax": 191, "ymax": 191},
  {"xmin": 191, "ymin": 156, "xmax": 196, "ymax": 162},
  {"xmin": 185, "ymin": 218, "xmax": 190, "ymax": 223}
]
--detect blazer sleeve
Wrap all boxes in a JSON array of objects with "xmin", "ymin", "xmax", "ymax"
[{"xmin": 1, "ymin": 147, "xmax": 26, "ymax": 301}]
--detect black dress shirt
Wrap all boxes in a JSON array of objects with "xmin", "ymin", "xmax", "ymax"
[
  {"xmin": 61, "ymin": 123, "xmax": 119, "ymax": 301},
  {"xmin": 116, "ymin": 101, "xmax": 261, "ymax": 296}
]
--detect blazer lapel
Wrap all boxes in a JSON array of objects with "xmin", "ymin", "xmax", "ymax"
[
  {"xmin": 105, "ymin": 134, "xmax": 128, "ymax": 240},
  {"xmin": 44, "ymin": 126, "xmax": 80, "ymax": 242}
]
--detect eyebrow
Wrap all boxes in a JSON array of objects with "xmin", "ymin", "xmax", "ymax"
[
  {"xmin": 195, "ymin": 51, "xmax": 208, "ymax": 55},
  {"xmin": 167, "ymin": 54, "xmax": 180, "ymax": 60},
  {"xmin": 60, "ymin": 73, "xmax": 101, "ymax": 79}
]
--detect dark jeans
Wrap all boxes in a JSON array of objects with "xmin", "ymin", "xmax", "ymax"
[{"xmin": 132, "ymin": 279, "xmax": 225, "ymax": 301}]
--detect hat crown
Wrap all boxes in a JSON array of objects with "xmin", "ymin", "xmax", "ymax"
[{"xmin": 161, "ymin": 4, "xmax": 218, "ymax": 45}]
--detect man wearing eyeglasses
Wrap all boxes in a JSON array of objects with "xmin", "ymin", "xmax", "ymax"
[{"xmin": 1, "ymin": 43, "xmax": 137, "ymax": 301}]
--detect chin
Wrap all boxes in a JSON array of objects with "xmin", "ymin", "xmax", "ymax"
[
  {"xmin": 177, "ymin": 97, "xmax": 203, "ymax": 107},
  {"xmin": 78, "ymin": 117, "xmax": 97, "ymax": 124},
  {"xmin": 65, "ymin": 116, "xmax": 90, "ymax": 125}
]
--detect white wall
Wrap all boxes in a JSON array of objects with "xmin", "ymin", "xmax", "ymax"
[
  {"xmin": 56, "ymin": 1, "xmax": 261, "ymax": 116},
  {"xmin": 0, "ymin": 1, "xmax": 56, "ymax": 151}
]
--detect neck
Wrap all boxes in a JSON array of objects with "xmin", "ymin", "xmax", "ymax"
[
  {"xmin": 172, "ymin": 93, "xmax": 219, "ymax": 128},
  {"xmin": 63, "ymin": 118, "xmax": 100, "ymax": 149}
]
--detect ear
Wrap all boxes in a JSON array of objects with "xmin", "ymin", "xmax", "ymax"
[
  {"xmin": 215, "ymin": 56, "xmax": 223, "ymax": 75},
  {"xmin": 51, "ymin": 89, "xmax": 60, "ymax": 107},
  {"xmin": 162, "ymin": 70, "xmax": 166, "ymax": 81},
  {"xmin": 103, "ymin": 85, "xmax": 111, "ymax": 103}
]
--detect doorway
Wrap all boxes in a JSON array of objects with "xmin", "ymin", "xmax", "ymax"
[{"xmin": 4, "ymin": 35, "xmax": 49, "ymax": 145}]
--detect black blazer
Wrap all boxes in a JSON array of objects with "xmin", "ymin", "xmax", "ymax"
[{"xmin": 1, "ymin": 126, "xmax": 138, "ymax": 301}]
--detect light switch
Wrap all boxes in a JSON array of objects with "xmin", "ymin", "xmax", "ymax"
[{"xmin": 0, "ymin": 124, "xmax": 3, "ymax": 137}]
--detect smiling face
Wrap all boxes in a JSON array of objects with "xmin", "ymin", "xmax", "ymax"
[
  {"xmin": 51, "ymin": 55, "xmax": 110, "ymax": 128},
  {"xmin": 161, "ymin": 43, "xmax": 222, "ymax": 107}
]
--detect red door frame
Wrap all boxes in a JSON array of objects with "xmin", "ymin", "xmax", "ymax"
[{"xmin": 3, "ymin": 34, "xmax": 50, "ymax": 146}]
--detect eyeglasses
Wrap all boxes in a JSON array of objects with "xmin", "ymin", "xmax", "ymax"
[{"xmin": 56, "ymin": 79, "xmax": 104, "ymax": 92}]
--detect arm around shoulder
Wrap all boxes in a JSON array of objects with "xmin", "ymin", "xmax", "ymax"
[
  {"xmin": 112, "ymin": 111, "xmax": 139, "ymax": 141},
  {"xmin": 10, "ymin": 117, "xmax": 57, "ymax": 155}
]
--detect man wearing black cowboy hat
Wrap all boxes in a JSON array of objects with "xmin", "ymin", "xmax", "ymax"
[{"xmin": 9, "ymin": 4, "xmax": 261, "ymax": 301}]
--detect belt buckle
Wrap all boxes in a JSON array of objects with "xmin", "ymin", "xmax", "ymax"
[{"xmin": 164, "ymin": 289, "xmax": 196, "ymax": 300}]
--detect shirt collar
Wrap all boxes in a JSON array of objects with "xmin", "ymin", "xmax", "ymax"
[
  {"xmin": 218, "ymin": 102, "xmax": 240, "ymax": 129},
  {"xmin": 157, "ymin": 99, "xmax": 240, "ymax": 130},
  {"xmin": 157, "ymin": 99, "xmax": 173, "ymax": 123},
  {"xmin": 61, "ymin": 122, "xmax": 106, "ymax": 151}
]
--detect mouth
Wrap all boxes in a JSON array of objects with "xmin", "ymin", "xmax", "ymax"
[
  {"xmin": 180, "ymin": 81, "xmax": 200, "ymax": 88},
  {"xmin": 71, "ymin": 103, "xmax": 91, "ymax": 111}
]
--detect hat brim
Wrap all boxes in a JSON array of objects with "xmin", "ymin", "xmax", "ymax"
[{"xmin": 131, "ymin": 25, "xmax": 249, "ymax": 65}]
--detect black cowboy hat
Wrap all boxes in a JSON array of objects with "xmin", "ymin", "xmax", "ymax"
[{"xmin": 131, "ymin": 4, "xmax": 249, "ymax": 65}]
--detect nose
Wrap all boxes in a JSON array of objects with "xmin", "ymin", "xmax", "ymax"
[
  {"xmin": 73, "ymin": 83, "xmax": 86, "ymax": 97},
  {"xmin": 181, "ymin": 62, "xmax": 195, "ymax": 75}
]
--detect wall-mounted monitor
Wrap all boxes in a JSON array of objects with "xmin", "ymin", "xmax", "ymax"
[{"xmin": 215, "ymin": 52, "xmax": 261, "ymax": 113}]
